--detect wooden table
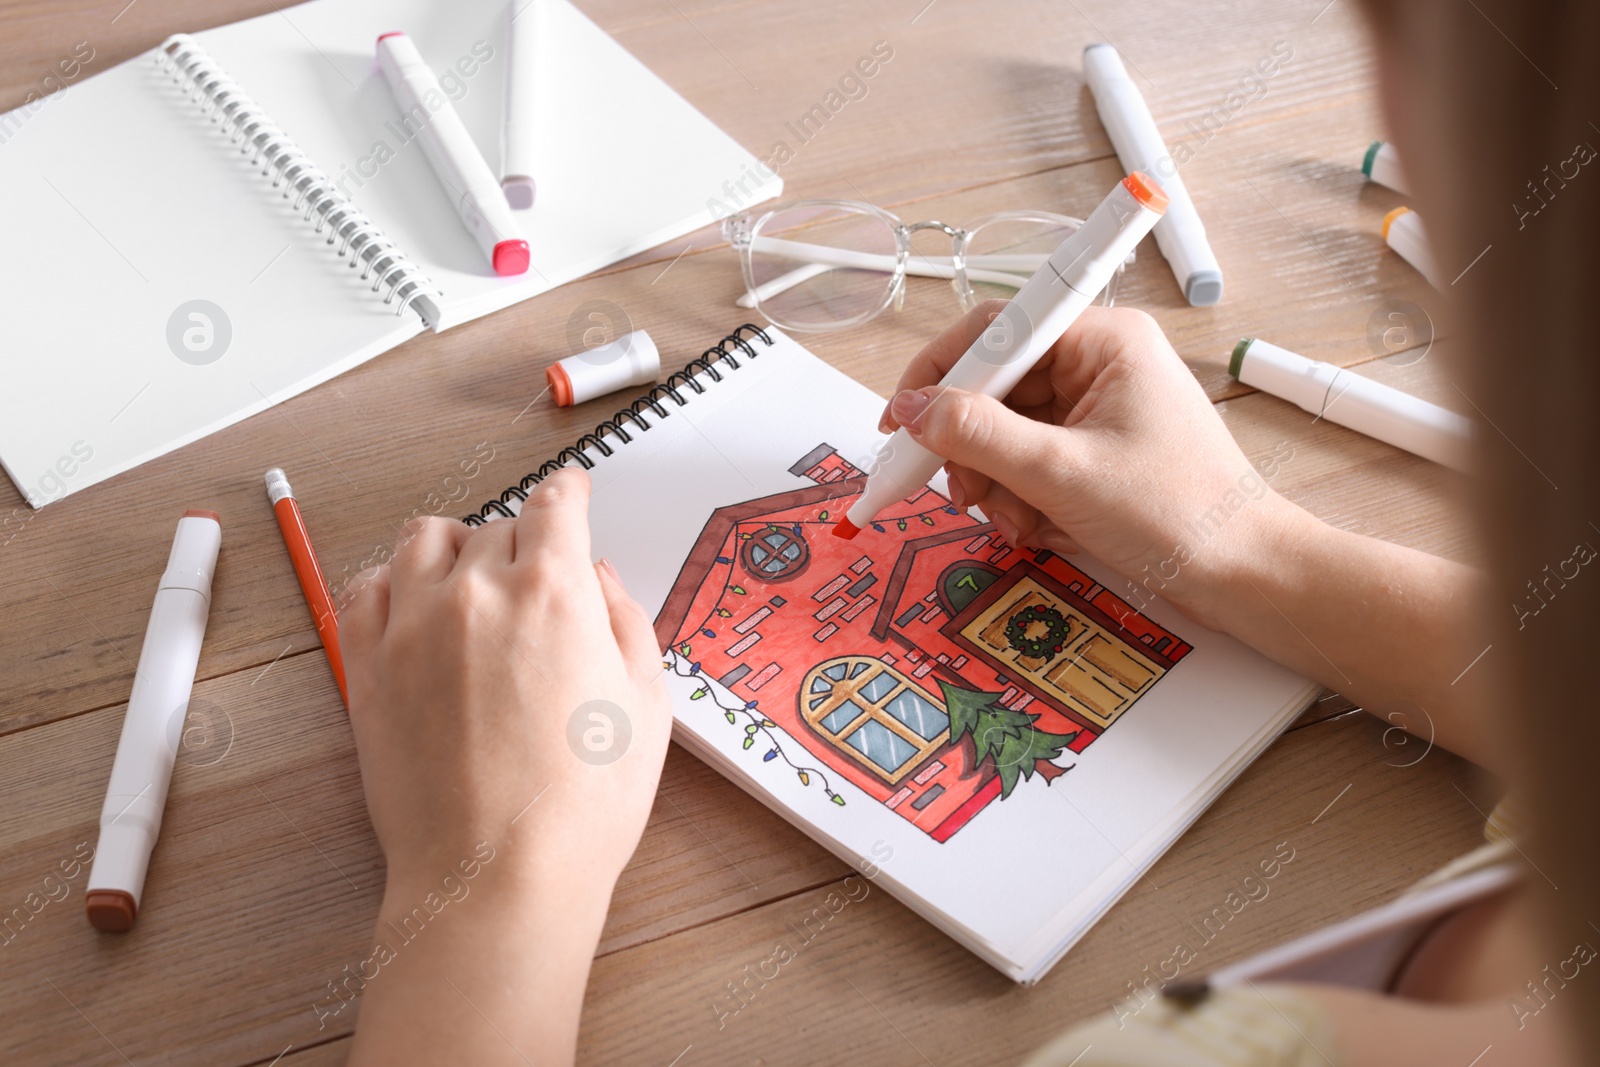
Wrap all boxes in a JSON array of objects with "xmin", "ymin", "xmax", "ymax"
[{"xmin": 0, "ymin": 1, "xmax": 1493, "ymax": 1063}]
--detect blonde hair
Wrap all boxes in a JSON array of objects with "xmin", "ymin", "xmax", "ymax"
[{"xmin": 1360, "ymin": 0, "xmax": 1600, "ymax": 1052}]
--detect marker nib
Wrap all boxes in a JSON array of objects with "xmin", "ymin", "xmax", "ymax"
[{"xmin": 832, "ymin": 518, "xmax": 861, "ymax": 540}]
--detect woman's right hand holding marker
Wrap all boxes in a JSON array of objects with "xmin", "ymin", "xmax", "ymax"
[
  {"xmin": 880, "ymin": 300, "xmax": 1303, "ymax": 632},
  {"xmin": 883, "ymin": 300, "xmax": 1496, "ymax": 771}
]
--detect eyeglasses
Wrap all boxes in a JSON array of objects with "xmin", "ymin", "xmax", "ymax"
[{"xmin": 721, "ymin": 199, "xmax": 1131, "ymax": 333}]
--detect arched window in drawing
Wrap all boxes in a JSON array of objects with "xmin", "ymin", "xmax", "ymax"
[
  {"xmin": 740, "ymin": 525, "xmax": 811, "ymax": 582},
  {"xmin": 800, "ymin": 656, "xmax": 950, "ymax": 785},
  {"xmin": 937, "ymin": 560, "xmax": 1001, "ymax": 616}
]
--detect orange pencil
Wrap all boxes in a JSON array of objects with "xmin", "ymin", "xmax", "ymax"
[{"xmin": 264, "ymin": 468, "xmax": 347, "ymax": 705}]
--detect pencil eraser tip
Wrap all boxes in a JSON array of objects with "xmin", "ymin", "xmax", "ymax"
[
  {"xmin": 1185, "ymin": 270, "xmax": 1224, "ymax": 307},
  {"xmin": 502, "ymin": 176, "xmax": 536, "ymax": 209},
  {"xmin": 833, "ymin": 518, "xmax": 861, "ymax": 540},
  {"xmin": 184, "ymin": 508, "xmax": 221, "ymax": 524},
  {"xmin": 493, "ymin": 239, "xmax": 531, "ymax": 276},
  {"xmin": 264, "ymin": 468, "xmax": 294, "ymax": 505},
  {"xmin": 86, "ymin": 890, "xmax": 137, "ymax": 933}
]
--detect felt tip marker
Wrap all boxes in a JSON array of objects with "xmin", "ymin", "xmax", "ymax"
[
  {"xmin": 377, "ymin": 32, "xmax": 530, "ymax": 276},
  {"xmin": 1381, "ymin": 206, "xmax": 1441, "ymax": 289},
  {"xmin": 1083, "ymin": 44, "xmax": 1223, "ymax": 306},
  {"xmin": 546, "ymin": 329, "xmax": 661, "ymax": 407},
  {"xmin": 1362, "ymin": 141, "xmax": 1409, "ymax": 195},
  {"xmin": 86, "ymin": 510, "xmax": 222, "ymax": 932},
  {"xmin": 1230, "ymin": 338, "xmax": 1472, "ymax": 471},
  {"xmin": 835, "ymin": 173, "xmax": 1169, "ymax": 540},
  {"xmin": 501, "ymin": 0, "xmax": 538, "ymax": 208}
]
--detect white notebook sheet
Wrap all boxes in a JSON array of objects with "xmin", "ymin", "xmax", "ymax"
[
  {"xmin": 466, "ymin": 326, "xmax": 1319, "ymax": 983},
  {"xmin": 0, "ymin": 0, "xmax": 779, "ymax": 507}
]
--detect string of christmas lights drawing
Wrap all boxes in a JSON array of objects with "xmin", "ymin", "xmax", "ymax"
[{"xmin": 664, "ymin": 649, "xmax": 846, "ymax": 805}]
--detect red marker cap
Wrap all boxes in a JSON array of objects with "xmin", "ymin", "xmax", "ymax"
[{"xmin": 493, "ymin": 239, "xmax": 531, "ymax": 277}]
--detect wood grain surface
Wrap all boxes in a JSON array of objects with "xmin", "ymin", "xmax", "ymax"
[{"xmin": 0, "ymin": 1, "xmax": 1490, "ymax": 1065}]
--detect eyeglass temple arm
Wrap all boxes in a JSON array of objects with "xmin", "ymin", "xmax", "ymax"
[{"xmin": 735, "ymin": 237, "xmax": 1048, "ymax": 308}]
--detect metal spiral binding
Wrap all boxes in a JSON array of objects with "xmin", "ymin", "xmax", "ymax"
[
  {"xmin": 156, "ymin": 34, "xmax": 444, "ymax": 329},
  {"xmin": 462, "ymin": 324, "xmax": 774, "ymax": 524}
]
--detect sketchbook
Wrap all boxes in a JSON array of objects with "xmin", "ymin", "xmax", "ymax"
[
  {"xmin": 0, "ymin": 0, "xmax": 779, "ymax": 508},
  {"xmin": 461, "ymin": 325, "xmax": 1320, "ymax": 983}
]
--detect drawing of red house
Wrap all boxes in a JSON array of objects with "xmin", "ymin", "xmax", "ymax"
[{"xmin": 655, "ymin": 444, "xmax": 1193, "ymax": 842}]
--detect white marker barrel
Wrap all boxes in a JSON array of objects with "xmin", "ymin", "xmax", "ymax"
[
  {"xmin": 1362, "ymin": 141, "xmax": 1409, "ymax": 195},
  {"xmin": 1231, "ymin": 338, "xmax": 1472, "ymax": 471},
  {"xmin": 1382, "ymin": 207, "xmax": 1442, "ymax": 289},
  {"xmin": 1083, "ymin": 44, "xmax": 1223, "ymax": 306},
  {"xmin": 546, "ymin": 329, "xmax": 660, "ymax": 407},
  {"xmin": 86, "ymin": 511, "xmax": 221, "ymax": 931},
  {"xmin": 502, "ymin": 0, "xmax": 538, "ymax": 208}
]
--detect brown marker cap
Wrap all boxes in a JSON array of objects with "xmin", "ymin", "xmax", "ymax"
[
  {"xmin": 85, "ymin": 889, "xmax": 137, "ymax": 932},
  {"xmin": 183, "ymin": 508, "xmax": 221, "ymax": 524}
]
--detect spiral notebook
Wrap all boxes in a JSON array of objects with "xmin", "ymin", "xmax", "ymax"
[
  {"xmin": 0, "ymin": 0, "xmax": 780, "ymax": 508},
  {"xmin": 462, "ymin": 325, "xmax": 1320, "ymax": 983}
]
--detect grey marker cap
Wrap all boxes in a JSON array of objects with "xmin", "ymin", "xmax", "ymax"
[{"xmin": 1185, "ymin": 270, "xmax": 1224, "ymax": 307}]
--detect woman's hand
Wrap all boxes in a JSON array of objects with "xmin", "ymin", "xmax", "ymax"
[
  {"xmin": 342, "ymin": 467, "xmax": 670, "ymax": 892},
  {"xmin": 883, "ymin": 300, "xmax": 1494, "ymax": 770},
  {"xmin": 881, "ymin": 300, "xmax": 1298, "ymax": 627},
  {"xmin": 339, "ymin": 469, "xmax": 672, "ymax": 1065}
]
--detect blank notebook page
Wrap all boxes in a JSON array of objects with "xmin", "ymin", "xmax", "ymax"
[
  {"xmin": 0, "ymin": 0, "xmax": 778, "ymax": 505},
  {"xmin": 196, "ymin": 0, "xmax": 780, "ymax": 328},
  {"xmin": 0, "ymin": 56, "xmax": 421, "ymax": 507}
]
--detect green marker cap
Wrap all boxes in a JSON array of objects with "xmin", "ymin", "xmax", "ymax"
[
  {"xmin": 1362, "ymin": 140, "xmax": 1382, "ymax": 179},
  {"xmin": 1228, "ymin": 338, "xmax": 1254, "ymax": 378}
]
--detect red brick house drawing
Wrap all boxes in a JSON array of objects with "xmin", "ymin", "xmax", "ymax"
[{"xmin": 655, "ymin": 445, "xmax": 1193, "ymax": 843}]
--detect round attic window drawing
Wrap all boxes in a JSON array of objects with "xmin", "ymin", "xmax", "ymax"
[{"xmin": 740, "ymin": 526, "xmax": 811, "ymax": 582}]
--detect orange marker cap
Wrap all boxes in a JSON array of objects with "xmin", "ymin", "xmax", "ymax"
[
  {"xmin": 1381, "ymin": 205, "xmax": 1412, "ymax": 240},
  {"xmin": 546, "ymin": 362, "xmax": 575, "ymax": 407},
  {"xmin": 1122, "ymin": 171, "xmax": 1170, "ymax": 215}
]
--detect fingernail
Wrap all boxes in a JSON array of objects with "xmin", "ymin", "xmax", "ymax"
[
  {"xmin": 890, "ymin": 388, "xmax": 933, "ymax": 431},
  {"xmin": 946, "ymin": 470, "xmax": 967, "ymax": 509},
  {"xmin": 877, "ymin": 406, "xmax": 894, "ymax": 434},
  {"xmin": 1037, "ymin": 528, "xmax": 1077, "ymax": 554},
  {"xmin": 993, "ymin": 513, "xmax": 1019, "ymax": 545},
  {"xmin": 598, "ymin": 557, "xmax": 620, "ymax": 582}
]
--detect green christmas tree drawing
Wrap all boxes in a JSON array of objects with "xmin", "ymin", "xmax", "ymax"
[{"xmin": 939, "ymin": 682, "xmax": 1077, "ymax": 799}]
